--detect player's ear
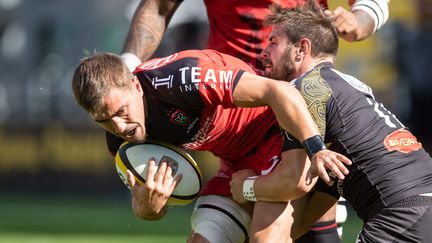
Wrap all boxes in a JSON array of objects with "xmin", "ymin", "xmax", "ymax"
[
  {"xmin": 132, "ymin": 76, "xmax": 143, "ymax": 95},
  {"xmin": 296, "ymin": 38, "xmax": 311, "ymax": 57}
]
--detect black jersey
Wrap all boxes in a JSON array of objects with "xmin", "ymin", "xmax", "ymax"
[{"xmin": 282, "ymin": 63, "xmax": 432, "ymax": 221}]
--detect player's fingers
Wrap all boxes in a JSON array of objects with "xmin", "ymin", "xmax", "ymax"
[
  {"xmin": 126, "ymin": 170, "xmax": 136, "ymax": 188},
  {"xmin": 127, "ymin": 170, "xmax": 141, "ymax": 201},
  {"xmin": 337, "ymin": 23, "xmax": 356, "ymax": 36},
  {"xmin": 312, "ymin": 152, "xmax": 335, "ymax": 184},
  {"xmin": 162, "ymin": 165, "xmax": 173, "ymax": 185},
  {"xmin": 332, "ymin": 18, "xmax": 345, "ymax": 29},
  {"xmin": 327, "ymin": 154, "xmax": 350, "ymax": 175},
  {"xmin": 323, "ymin": 9, "xmax": 333, "ymax": 17},
  {"xmin": 323, "ymin": 157, "xmax": 345, "ymax": 180},
  {"xmin": 306, "ymin": 161, "xmax": 320, "ymax": 185},
  {"xmin": 336, "ymin": 12, "xmax": 357, "ymax": 30},
  {"xmin": 335, "ymin": 159, "xmax": 350, "ymax": 175},
  {"xmin": 318, "ymin": 164, "xmax": 332, "ymax": 186},
  {"xmin": 333, "ymin": 9, "xmax": 353, "ymax": 28},
  {"xmin": 332, "ymin": 6, "xmax": 345, "ymax": 17},
  {"xmin": 145, "ymin": 158, "xmax": 157, "ymax": 184},
  {"xmin": 154, "ymin": 161, "xmax": 167, "ymax": 184},
  {"xmin": 305, "ymin": 169, "xmax": 314, "ymax": 185},
  {"xmin": 170, "ymin": 174, "xmax": 182, "ymax": 191},
  {"xmin": 337, "ymin": 153, "xmax": 352, "ymax": 165}
]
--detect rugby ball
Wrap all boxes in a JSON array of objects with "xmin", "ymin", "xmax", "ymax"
[{"xmin": 115, "ymin": 141, "xmax": 202, "ymax": 206}]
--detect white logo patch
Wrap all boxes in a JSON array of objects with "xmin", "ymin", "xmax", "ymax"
[{"xmin": 261, "ymin": 156, "xmax": 280, "ymax": 175}]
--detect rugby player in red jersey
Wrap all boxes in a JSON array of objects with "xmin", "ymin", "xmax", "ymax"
[
  {"xmin": 123, "ymin": 0, "xmax": 389, "ymax": 69},
  {"xmin": 229, "ymin": 2, "xmax": 432, "ymax": 242},
  {"xmin": 71, "ymin": 48, "xmax": 352, "ymax": 242}
]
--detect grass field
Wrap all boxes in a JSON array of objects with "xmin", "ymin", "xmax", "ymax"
[{"xmin": 0, "ymin": 192, "xmax": 362, "ymax": 243}]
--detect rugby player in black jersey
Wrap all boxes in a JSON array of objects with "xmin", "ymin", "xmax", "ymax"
[{"xmin": 230, "ymin": 2, "xmax": 432, "ymax": 242}]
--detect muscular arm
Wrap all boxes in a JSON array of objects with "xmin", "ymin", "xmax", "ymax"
[
  {"xmin": 233, "ymin": 72, "xmax": 320, "ymax": 142},
  {"xmin": 253, "ymin": 149, "xmax": 317, "ymax": 202},
  {"xmin": 123, "ymin": 0, "xmax": 182, "ymax": 61}
]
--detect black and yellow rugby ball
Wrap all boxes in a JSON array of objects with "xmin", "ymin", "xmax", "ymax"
[{"xmin": 115, "ymin": 141, "xmax": 202, "ymax": 206}]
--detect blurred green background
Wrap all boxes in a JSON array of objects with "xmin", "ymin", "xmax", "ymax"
[
  {"xmin": 0, "ymin": 192, "xmax": 363, "ymax": 243},
  {"xmin": 0, "ymin": 0, "xmax": 430, "ymax": 242}
]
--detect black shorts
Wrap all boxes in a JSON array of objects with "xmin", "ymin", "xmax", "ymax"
[{"xmin": 357, "ymin": 194, "xmax": 432, "ymax": 243}]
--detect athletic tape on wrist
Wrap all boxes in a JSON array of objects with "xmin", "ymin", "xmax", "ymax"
[
  {"xmin": 352, "ymin": 0, "xmax": 389, "ymax": 32},
  {"xmin": 303, "ymin": 135, "xmax": 326, "ymax": 159},
  {"xmin": 242, "ymin": 176, "xmax": 258, "ymax": 202}
]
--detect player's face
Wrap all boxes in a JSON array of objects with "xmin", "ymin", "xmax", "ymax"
[
  {"xmin": 92, "ymin": 77, "xmax": 147, "ymax": 142},
  {"xmin": 261, "ymin": 25, "xmax": 297, "ymax": 81}
]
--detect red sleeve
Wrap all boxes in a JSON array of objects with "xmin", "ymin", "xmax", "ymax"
[{"xmin": 195, "ymin": 50, "xmax": 255, "ymax": 108}]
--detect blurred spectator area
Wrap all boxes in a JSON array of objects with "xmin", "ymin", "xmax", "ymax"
[
  {"xmin": 0, "ymin": 0, "xmax": 428, "ymax": 194},
  {"xmin": 0, "ymin": 0, "xmax": 210, "ymax": 194}
]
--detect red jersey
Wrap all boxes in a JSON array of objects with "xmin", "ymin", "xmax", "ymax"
[
  {"xmin": 204, "ymin": 0, "xmax": 338, "ymax": 69},
  {"xmin": 106, "ymin": 49, "xmax": 279, "ymax": 161}
]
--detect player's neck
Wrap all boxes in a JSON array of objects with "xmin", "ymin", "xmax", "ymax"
[{"xmin": 310, "ymin": 56, "xmax": 334, "ymax": 68}]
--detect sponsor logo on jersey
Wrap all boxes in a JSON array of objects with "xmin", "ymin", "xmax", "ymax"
[
  {"xmin": 187, "ymin": 118, "xmax": 199, "ymax": 134},
  {"xmin": 184, "ymin": 113, "xmax": 217, "ymax": 149},
  {"xmin": 170, "ymin": 109, "xmax": 190, "ymax": 126},
  {"xmin": 384, "ymin": 128, "xmax": 422, "ymax": 153},
  {"xmin": 177, "ymin": 67, "xmax": 234, "ymax": 92},
  {"xmin": 146, "ymin": 62, "xmax": 235, "ymax": 92},
  {"xmin": 152, "ymin": 75, "xmax": 173, "ymax": 89}
]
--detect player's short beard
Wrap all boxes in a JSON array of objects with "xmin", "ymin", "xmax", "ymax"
[{"xmin": 268, "ymin": 47, "xmax": 295, "ymax": 81}]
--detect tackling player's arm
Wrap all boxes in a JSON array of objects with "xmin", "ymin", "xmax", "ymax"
[
  {"xmin": 123, "ymin": 0, "xmax": 182, "ymax": 61},
  {"xmin": 233, "ymin": 72, "xmax": 320, "ymax": 145},
  {"xmin": 230, "ymin": 148, "xmax": 317, "ymax": 204},
  {"xmin": 326, "ymin": 0, "xmax": 389, "ymax": 42},
  {"xmin": 232, "ymin": 71, "xmax": 351, "ymax": 183}
]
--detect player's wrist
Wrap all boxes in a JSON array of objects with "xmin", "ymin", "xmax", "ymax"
[
  {"xmin": 351, "ymin": 0, "xmax": 389, "ymax": 33},
  {"xmin": 242, "ymin": 176, "xmax": 258, "ymax": 202},
  {"xmin": 303, "ymin": 135, "xmax": 326, "ymax": 159}
]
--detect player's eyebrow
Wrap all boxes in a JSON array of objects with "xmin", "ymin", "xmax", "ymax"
[
  {"xmin": 94, "ymin": 117, "xmax": 108, "ymax": 123},
  {"xmin": 94, "ymin": 105, "xmax": 126, "ymax": 123}
]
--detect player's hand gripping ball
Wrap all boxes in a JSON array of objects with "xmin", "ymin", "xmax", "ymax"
[{"xmin": 115, "ymin": 141, "xmax": 202, "ymax": 206}]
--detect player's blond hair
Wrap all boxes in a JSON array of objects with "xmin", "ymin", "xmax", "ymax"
[
  {"xmin": 265, "ymin": 0, "xmax": 338, "ymax": 57},
  {"xmin": 71, "ymin": 52, "xmax": 133, "ymax": 115}
]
